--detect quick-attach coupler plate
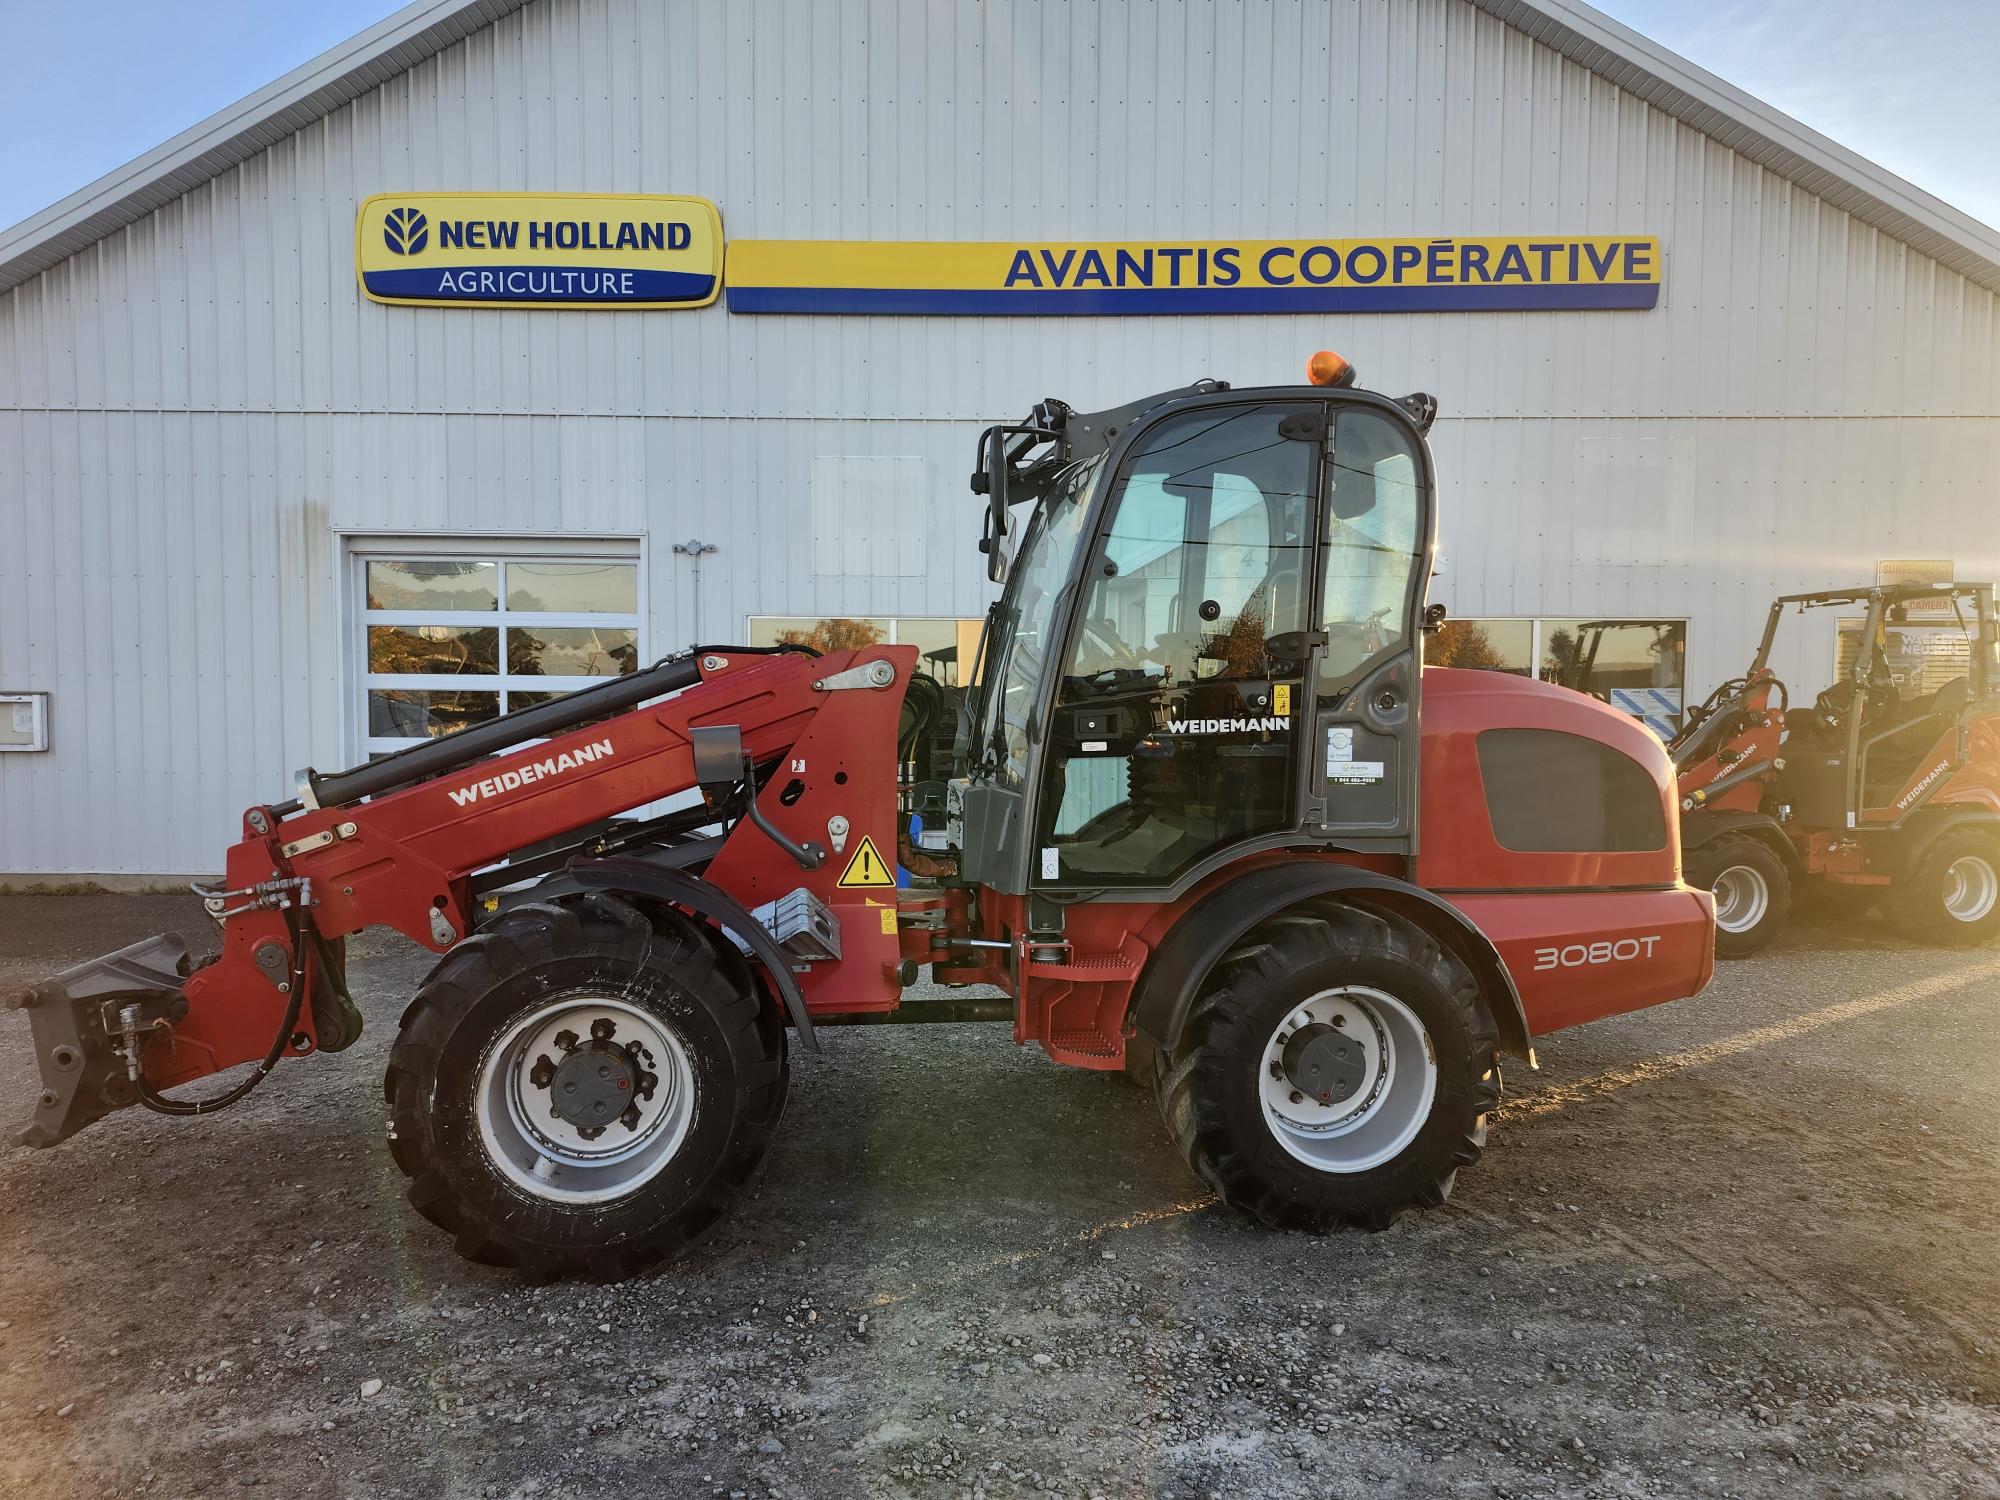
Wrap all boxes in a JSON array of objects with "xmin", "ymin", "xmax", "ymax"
[{"xmin": 15, "ymin": 933, "xmax": 191, "ymax": 1148}]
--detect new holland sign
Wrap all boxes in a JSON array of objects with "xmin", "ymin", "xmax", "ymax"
[
  {"xmin": 725, "ymin": 234, "xmax": 1661, "ymax": 315},
  {"xmin": 356, "ymin": 192, "xmax": 722, "ymax": 308}
]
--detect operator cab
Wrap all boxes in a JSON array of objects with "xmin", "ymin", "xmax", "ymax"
[
  {"xmin": 1686, "ymin": 584, "xmax": 2000, "ymax": 826},
  {"xmin": 953, "ymin": 354, "xmax": 1440, "ymax": 897}
]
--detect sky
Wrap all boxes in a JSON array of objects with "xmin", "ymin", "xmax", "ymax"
[{"xmin": 0, "ymin": 0, "xmax": 1996, "ymax": 235}]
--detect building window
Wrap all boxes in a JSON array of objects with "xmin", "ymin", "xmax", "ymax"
[
  {"xmin": 746, "ymin": 616, "xmax": 987, "ymax": 686},
  {"xmin": 1430, "ymin": 616, "xmax": 1686, "ymax": 736},
  {"xmin": 1427, "ymin": 618, "xmax": 1535, "ymax": 675},
  {"xmin": 1476, "ymin": 729, "xmax": 1667, "ymax": 853},
  {"xmin": 358, "ymin": 551, "xmax": 642, "ymax": 759}
]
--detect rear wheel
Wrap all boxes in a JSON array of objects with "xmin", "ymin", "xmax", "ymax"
[
  {"xmin": 384, "ymin": 894, "xmax": 787, "ymax": 1278},
  {"xmin": 1157, "ymin": 903, "xmax": 1498, "ymax": 1232},
  {"xmin": 1687, "ymin": 837, "xmax": 1790, "ymax": 958},
  {"xmin": 1883, "ymin": 831, "xmax": 2000, "ymax": 947}
]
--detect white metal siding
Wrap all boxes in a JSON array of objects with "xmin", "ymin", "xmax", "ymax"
[{"xmin": 2, "ymin": 0, "xmax": 1997, "ymax": 874}]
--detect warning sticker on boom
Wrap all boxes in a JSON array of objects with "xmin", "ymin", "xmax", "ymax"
[{"xmin": 836, "ymin": 834, "xmax": 897, "ymax": 888}]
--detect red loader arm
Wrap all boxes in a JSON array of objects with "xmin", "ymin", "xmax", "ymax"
[{"xmin": 18, "ymin": 645, "xmax": 916, "ymax": 1145}]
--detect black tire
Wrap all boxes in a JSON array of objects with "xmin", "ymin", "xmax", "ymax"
[
  {"xmin": 1686, "ymin": 837, "xmax": 1790, "ymax": 958},
  {"xmin": 1115, "ymin": 1033, "xmax": 1158, "ymax": 1091},
  {"xmin": 1882, "ymin": 830, "xmax": 2000, "ymax": 947},
  {"xmin": 384, "ymin": 893, "xmax": 787, "ymax": 1279},
  {"xmin": 1155, "ymin": 902, "xmax": 1499, "ymax": 1233},
  {"xmin": 1797, "ymin": 880, "xmax": 1879, "ymax": 921}
]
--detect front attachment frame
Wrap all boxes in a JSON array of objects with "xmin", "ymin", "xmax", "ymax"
[{"xmin": 16, "ymin": 933, "xmax": 191, "ymax": 1147}]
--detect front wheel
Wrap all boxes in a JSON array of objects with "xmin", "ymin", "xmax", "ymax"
[
  {"xmin": 1883, "ymin": 831, "xmax": 2000, "ymax": 947},
  {"xmin": 384, "ymin": 894, "xmax": 787, "ymax": 1278},
  {"xmin": 1687, "ymin": 837, "xmax": 1791, "ymax": 958},
  {"xmin": 1157, "ymin": 903, "xmax": 1499, "ymax": 1233}
]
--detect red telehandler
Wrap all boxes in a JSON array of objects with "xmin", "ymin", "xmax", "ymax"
[
  {"xmin": 1666, "ymin": 584, "xmax": 2000, "ymax": 956},
  {"xmin": 16, "ymin": 356, "xmax": 1714, "ymax": 1278}
]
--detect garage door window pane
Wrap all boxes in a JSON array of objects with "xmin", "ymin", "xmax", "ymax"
[
  {"xmin": 367, "ymin": 624, "xmax": 500, "ymax": 675},
  {"xmin": 368, "ymin": 689, "xmax": 501, "ymax": 738},
  {"xmin": 505, "ymin": 562, "xmax": 638, "ymax": 614},
  {"xmin": 508, "ymin": 626, "xmax": 639, "ymax": 677},
  {"xmin": 367, "ymin": 560, "xmax": 498, "ymax": 611}
]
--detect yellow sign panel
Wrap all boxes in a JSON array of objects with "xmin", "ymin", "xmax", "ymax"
[
  {"xmin": 725, "ymin": 234, "xmax": 1661, "ymax": 315},
  {"xmin": 1273, "ymin": 683, "xmax": 1292, "ymax": 716},
  {"xmin": 356, "ymin": 192, "xmax": 722, "ymax": 309},
  {"xmin": 836, "ymin": 835, "xmax": 897, "ymax": 889}
]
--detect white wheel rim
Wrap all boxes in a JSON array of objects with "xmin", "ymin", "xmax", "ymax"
[
  {"xmin": 1943, "ymin": 855, "xmax": 1999, "ymax": 923},
  {"xmin": 1257, "ymin": 986, "xmax": 1438, "ymax": 1174},
  {"xmin": 1711, "ymin": 864, "xmax": 1770, "ymax": 934},
  {"xmin": 475, "ymin": 996, "xmax": 695, "ymax": 1205}
]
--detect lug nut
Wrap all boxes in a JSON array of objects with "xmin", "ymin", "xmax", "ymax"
[
  {"xmin": 590, "ymin": 1018, "xmax": 617, "ymax": 1041},
  {"xmin": 1289, "ymin": 1090, "xmax": 1304, "ymax": 1105},
  {"xmin": 554, "ymin": 1030, "xmax": 579, "ymax": 1052}
]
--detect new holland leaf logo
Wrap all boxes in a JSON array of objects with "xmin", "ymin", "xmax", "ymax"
[{"xmin": 383, "ymin": 207, "xmax": 429, "ymax": 255}]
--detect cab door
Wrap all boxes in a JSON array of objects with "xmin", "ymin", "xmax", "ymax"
[
  {"xmin": 1304, "ymin": 404, "xmax": 1432, "ymax": 851},
  {"xmin": 1033, "ymin": 399, "xmax": 1321, "ymax": 890}
]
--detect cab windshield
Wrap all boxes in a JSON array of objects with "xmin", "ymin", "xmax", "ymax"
[{"xmin": 975, "ymin": 456, "xmax": 1105, "ymax": 785}]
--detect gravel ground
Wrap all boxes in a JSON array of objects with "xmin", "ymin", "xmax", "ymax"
[{"xmin": 1, "ymin": 890, "xmax": 1997, "ymax": 1499}]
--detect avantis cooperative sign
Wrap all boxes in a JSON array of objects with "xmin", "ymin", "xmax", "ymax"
[
  {"xmin": 355, "ymin": 192, "xmax": 721, "ymax": 307},
  {"xmin": 724, "ymin": 234, "xmax": 1661, "ymax": 315}
]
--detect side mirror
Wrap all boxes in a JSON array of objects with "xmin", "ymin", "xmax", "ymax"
[{"xmin": 982, "ymin": 428, "xmax": 1012, "ymax": 583}]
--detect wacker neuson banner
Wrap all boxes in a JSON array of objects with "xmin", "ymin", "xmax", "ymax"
[
  {"xmin": 355, "ymin": 192, "xmax": 723, "ymax": 307},
  {"xmin": 724, "ymin": 234, "xmax": 1662, "ymax": 314}
]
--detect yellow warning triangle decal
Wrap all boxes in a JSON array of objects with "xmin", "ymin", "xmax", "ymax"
[{"xmin": 835, "ymin": 833, "xmax": 896, "ymax": 888}]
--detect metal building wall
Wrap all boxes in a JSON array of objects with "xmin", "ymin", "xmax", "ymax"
[{"xmin": 2, "ymin": 0, "xmax": 1997, "ymax": 875}]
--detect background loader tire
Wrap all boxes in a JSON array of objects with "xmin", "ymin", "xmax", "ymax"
[
  {"xmin": 1156, "ymin": 902, "xmax": 1499, "ymax": 1233},
  {"xmin": 384, "ymin": 894, "xmax": 787, "ymax": 1279},
  {"xmin": 1797, "ymin": 880, "xmax": 1879, "ymax": 922},
  {"xmin": 1687, "ymin": 837, "xmax": 1790, "ymax": 958},
  {"xmin": 1882, "ymin": 830, "xmax": 2000, "ymax": 948}
]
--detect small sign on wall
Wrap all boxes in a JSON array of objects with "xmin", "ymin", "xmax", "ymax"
[
  {"xmin": 0, "ymin": 693, "xmax": 48, "ymax": 752},
  {"xmin": 1877, "ymin": 559, "xmax": 1955, "ymax": 619}
]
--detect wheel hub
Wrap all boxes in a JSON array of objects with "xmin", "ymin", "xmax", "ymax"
[
  {"xmin": 475, "ymin": 997, "xmax": 695, "ymax": 1206},
  {"xmin": 1712, "ymin": 864, "xmax": 1769, "ymax": 933},
  {"xmin": 546, "ymin": 1041, "xmax": 638, "ymax": 1130},
  {"xmin": 1280, "ymin": 1022, "xmax": 1367, "ymax": 1107},
  {"xmin": 1257, "ymin": 986, "xmax": 1440, "ymax": 1175},
  {"xmin": 1944, "ymin": 855, "xmax": 1998, "ymax": 923}
]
